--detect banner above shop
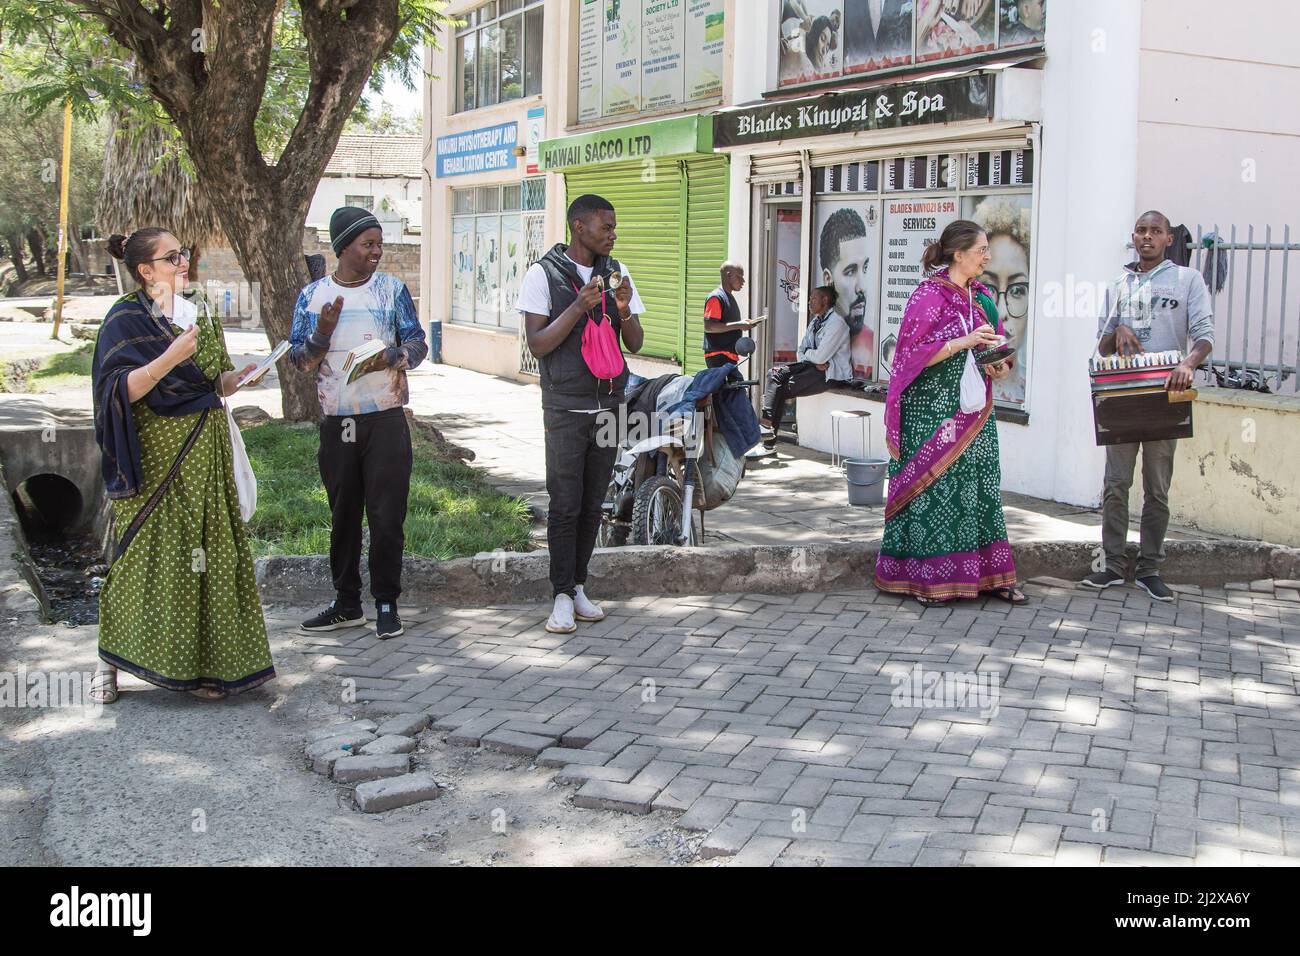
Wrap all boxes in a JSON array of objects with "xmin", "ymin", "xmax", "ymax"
[
  {"xmin": 712, "ymin": 73, "xmax": 994, "ymax": 149},
  {"xmin": 539, "ymin": 114, "xmax": 713, "ymax": 172},
  {"xmin": 436, "ymin": 122, "xmax": 519, "ymax": 178}
]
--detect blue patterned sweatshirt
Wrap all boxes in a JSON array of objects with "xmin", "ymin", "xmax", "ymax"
[{"xmin": 288, "ymin": 271, "xmax": 427, "ymax": 416}]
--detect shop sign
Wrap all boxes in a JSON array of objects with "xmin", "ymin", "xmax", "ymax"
[
  {"xmin": 539, "ymin": 114, "xmax": 711, "ymax": 171},
  {"xmin": 436, "ymin": 122, "xmax": 519, "ymax": 178},
  {"xmin": 713, "ymin": 73, "xmax": 993, "ymax": 149}
]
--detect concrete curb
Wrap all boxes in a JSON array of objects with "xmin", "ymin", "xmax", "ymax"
[
  {"xmin": 0, "ymin": 458, "xmax": 48, "ymax": 624},
  {"xmin": 255, "ymin": 539, "xmax": 1300, "ymax": 607}
]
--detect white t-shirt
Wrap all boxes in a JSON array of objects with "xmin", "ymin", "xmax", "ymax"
[{"xmin": 515, "ymin": 254, "xmax": 646, "ymax": 318}]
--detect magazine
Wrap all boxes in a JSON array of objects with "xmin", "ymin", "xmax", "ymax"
[
  {"xmin": 342, "ymin": 339, "xmax": 388, "ymax": 385},
  {"xmin": 237, "ymin": 340, "xmax": 290, "ymax": 388}
]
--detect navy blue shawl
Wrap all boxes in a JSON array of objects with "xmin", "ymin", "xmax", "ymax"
[{"xmin": 91, "ymin": 292, "xmax": 222, "ymax": 499}]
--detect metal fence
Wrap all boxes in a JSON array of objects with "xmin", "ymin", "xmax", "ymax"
[{"xmin": 1187, "ymin": 224, "xmax": 1299, "ymax": 396}]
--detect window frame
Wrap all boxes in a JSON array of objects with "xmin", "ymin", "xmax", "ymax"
[
  {"xmin": 449, "ymin": 178, "xmax": 546, "ymax": 331},
  {"xmin": 455, "ymin": 0, "xmax": 545, "ymax": 114}
]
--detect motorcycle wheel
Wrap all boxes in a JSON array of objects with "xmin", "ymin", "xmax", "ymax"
[{"xmin": 630, "ymin": 476, "xmax": 698, "ymax": 546}]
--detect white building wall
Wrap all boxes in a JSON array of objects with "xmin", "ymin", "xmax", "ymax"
[
  {"xmin": 999, "ymin": 0, "xmax": 1144, "ymax": 507},
  {"xmin": 306, "ymin": 175, "xmax": 421, "ymax": 235},
  {"xmin": 1135, "ymin": 0, "xmax": 1300, "ymax": 229}
]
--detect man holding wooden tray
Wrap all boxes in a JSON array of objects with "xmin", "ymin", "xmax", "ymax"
[{"xmin": 1081, "ymin": 210, "xmax": 1214, "ymax": 601}]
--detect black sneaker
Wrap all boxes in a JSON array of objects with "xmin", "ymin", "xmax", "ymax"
[
  {"xmin": 1136, "ymin": 575, "xmax": 1175, "ymax": 602},
  {"xmin": 1081, "ymin": 569, "xmax": 1125, "ymax": 590},
  {"xmin": 376, "ymin": 602, "xmax": 404, "ymax": 639},
  {"xmin": 300, "ymin": 601, "xmax": 365, "ymax": 631}
]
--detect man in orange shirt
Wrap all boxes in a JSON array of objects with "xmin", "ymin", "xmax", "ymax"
[{"xmin": 702, "ymin": 261, "xmax": 755, "ymax": 369}]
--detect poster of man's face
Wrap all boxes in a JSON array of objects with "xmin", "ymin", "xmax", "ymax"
[
  {"xmin": 916, "ymin": 0, "xmax": 996, "ymax": 62},
  {"xmin": 1000, "ymin": 0, "xmax": 1045, "ymax": 47},
  {"xmin": 843, "ymin": 0, "xmax": 914, "ymax": 74},
  {"xmin": 816, "ymin": 200, "xmax": 881, "ymax": 381},
  {"xmin": 778, "ymin": 0, "xmax": 843, "ymax": 87}
]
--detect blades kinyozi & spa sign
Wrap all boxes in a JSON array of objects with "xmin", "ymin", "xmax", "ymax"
[{"xmin": 713, "ymin": 74, "xmax": 994, "ymax": 149}]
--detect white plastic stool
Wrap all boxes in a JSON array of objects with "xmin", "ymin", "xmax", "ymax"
[{"xmin": 831, "ymin": 409, "xmax": 872, "ymax": 468}]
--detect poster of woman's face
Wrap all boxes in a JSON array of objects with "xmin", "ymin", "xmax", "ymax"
[
  {"xmin": 843, "ymin": 0, "xmax": 914, "ymax": 74},
  {"xmin": 916, "ymin": 0, "xmax": 996, "ymax": 63},
  {"xmin": 964, "ymin": 193, "xmax": 1032, "ymax": 405},
  {"xmin": 1000, "ymin": 0, "xmax": 1046, "ymax": 47},
  {"xmin": 778, "ymin": 0, "xmax": 843, "ymax": 87}
]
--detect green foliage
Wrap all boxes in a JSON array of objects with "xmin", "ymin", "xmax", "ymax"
[
  {"xmin": 0, "ymin": 65, "xmax": 106, "ymax": 250},
  {"xmin": 29, "ymin": 342, "xmax": 94, "ymax": 391},
  {"xmin": 241, "ymin": 419, "xmax": 534, "ymax": 560},
  {"xmin": 0, "ymin": 0, "xmax": 449, "ymax": 162}
]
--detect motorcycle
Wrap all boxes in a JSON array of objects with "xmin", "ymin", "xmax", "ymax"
[{"xmin": 596, "ymin": 338, "xmax": 761, "ymax": 548}]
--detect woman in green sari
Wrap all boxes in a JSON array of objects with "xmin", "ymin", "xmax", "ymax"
[
  {"xmin": 874, "ymin": 220, "xmax": 1027, "ymax": 607},
  {"xmin": 89, "ymin": 228, "xmax": 274, "ymax": 702}
]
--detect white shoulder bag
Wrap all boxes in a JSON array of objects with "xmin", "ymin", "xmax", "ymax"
[
  {"xmin": 225, "ymin": 401, "xmax": 258, "ymax": 521},
  {"xmin": 958, "ymin": 285, "xmax": 988, "ymax": 414}
]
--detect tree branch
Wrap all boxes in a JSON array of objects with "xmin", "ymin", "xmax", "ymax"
[{"xmin": 274, "ymin": 0, "xmax": 402, "ymax": 207}]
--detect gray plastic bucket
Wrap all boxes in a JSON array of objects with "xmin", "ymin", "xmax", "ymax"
[{"xmin": 844, "ymin": 458, "xmax": 888, "ymax": 507}]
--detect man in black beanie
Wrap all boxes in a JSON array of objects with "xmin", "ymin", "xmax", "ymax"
[{"xmin": 288, "ymin": 206, "xmax": 428, "ymax": 639}]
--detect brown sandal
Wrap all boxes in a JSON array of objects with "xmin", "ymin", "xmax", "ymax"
[
  {"xmin": 188, "ymin": 688, "xmax": 228, "ymax": 701},
  {"xmin": 989, "ymin": 587, "xmax": 1028, "ymax": 605}
]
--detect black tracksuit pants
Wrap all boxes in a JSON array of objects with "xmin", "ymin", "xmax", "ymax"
[
  {"xmin": 318, "ymin": 407, "xmax": 412, "ymax": 607},
  {"xmin": 544, "ymin": 405, "xmax": 618, "ymax": 598},
  {"xmin": 763, "ymin": 360, "xmax": 839, "ymax": 431}
]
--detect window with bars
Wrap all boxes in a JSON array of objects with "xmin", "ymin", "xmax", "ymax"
[
  {"xmin": 456, "ymin": 0, "xmax": 544, "ymax": 113},
  {"xmin": 450, "ymin": 178, "xmax": 546, "ymax": 331}
]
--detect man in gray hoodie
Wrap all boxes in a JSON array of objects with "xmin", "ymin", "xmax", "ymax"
[{"xmin": 1082, "ymin": 210, "xmax": 1214, "ymax": 601}]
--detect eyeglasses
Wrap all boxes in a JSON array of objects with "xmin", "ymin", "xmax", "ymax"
[
  {"xmin": 990, "ymin": 281, "xmax": 1030, "ymax": 320},
  {"xmin": 147, "ymin": 247, "xmax": 192, "ymax": 267}
]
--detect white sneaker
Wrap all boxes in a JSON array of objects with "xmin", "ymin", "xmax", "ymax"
[
  {"xmin": 545, "ymin": 593, "xmax": 577, "ymax": 633},
  {"xmin": 573, "ymin": 584, "xmax": 606, "ymax": 622}
]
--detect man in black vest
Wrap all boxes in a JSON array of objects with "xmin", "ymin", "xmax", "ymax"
[
  {"xmin": 702, "ymin": 261, "xmax": 754, "ymax": 369},
  {"xmin": 517, "ymin": 194, "xmax": 645, "ymax": 633}
]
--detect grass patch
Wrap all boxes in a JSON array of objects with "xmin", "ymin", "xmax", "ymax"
[
  {"xmin": 30, "ymin": 342, "xmax": 94, "ymax": 392},
  {"xmin": 241, "ymin": 419, "xmax": 534, "ymax": 560}
]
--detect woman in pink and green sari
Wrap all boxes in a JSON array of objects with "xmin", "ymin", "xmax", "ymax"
[{"xmin": 874, "ymin": 220, "xmax": 1028, "ymax": 607}]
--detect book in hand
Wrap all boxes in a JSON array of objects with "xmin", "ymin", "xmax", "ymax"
[
  {"xmin": 237, "ymin": 340, "xmax": 290, "ymax": 388},
  {"xmin": 342, "ymin": 339, "xmax": 389, "ymax": 385}
]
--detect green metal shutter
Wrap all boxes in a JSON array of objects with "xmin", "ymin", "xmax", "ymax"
[
  {"xmin": 564, "ymin": 163, "xmax": 684, "ymax": 362},
  {"xmin": 682, "ymin": 155, "xmax": 730, "ymax": 374}
]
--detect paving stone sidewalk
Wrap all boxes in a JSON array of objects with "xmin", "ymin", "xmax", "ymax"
[{"xmin": 290, "ymin": 577, "xmax": 1300, "ymax": 866}]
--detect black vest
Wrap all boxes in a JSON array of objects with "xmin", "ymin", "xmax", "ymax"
[
  {"xmin": 534, "ymin": 243, "xmax": 629, "ymax": 409},
  {"xmin": 702, "ymin": 287, "xmax": 742, "ymax": 355}
]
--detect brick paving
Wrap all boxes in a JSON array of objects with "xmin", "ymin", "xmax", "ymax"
[{"xmin": 289, "ymin": 578, "xmax": 1300, "ymax": 866}]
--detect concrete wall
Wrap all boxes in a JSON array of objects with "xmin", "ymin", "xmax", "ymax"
[{"xmin": 1125, "ymin": 387, "xmax": 1300, "ymax": 546}]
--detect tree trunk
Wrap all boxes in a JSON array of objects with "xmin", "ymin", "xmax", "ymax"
[
  {"xmin": 27, "ymin": 229, "xmax": 47, "ymax": 276},
  {"xmin": 6, "ymin": 234, "xmax": 30, "ymax": 283},
  {"xmin": 225, "ymin": 211, "xmax": 321, "ymax": 422}
]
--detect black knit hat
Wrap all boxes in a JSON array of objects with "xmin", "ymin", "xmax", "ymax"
[{"xmin": 329, "ymin": 206, "xmax": 382, "ymax": 256}]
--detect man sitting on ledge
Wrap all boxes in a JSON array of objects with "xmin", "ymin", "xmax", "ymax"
[{"xmin": 760, "ymin": 284, "xmax": 852, "ymax": 451}]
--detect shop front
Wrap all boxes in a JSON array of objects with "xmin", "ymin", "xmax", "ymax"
[
  {"xmin": 538, "ymin": 114, "xmax": 728, "ymax": 374},
  {"xmin": 713, "ymin": 68, "xmax": 1043, "ymax": 458}
]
